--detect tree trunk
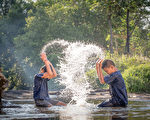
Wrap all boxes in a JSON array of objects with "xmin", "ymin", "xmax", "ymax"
[
  {"xmin": 125, "ymin": 9, "xmax": 130, "ymax": 54},
  {"xmin": 108, "ymin": 13, "xmax": 113, "ymax": 54},
  {"xmin": 0, "ymin": 69, "xmax": 9, "ymax": 102}
]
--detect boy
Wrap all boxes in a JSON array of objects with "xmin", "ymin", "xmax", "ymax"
[
  {"xmin": 96, "ymin": 59, "xmax": 128, "ymax": 107},
  {"xmin": 33, "ymin": 53, "xmax": 66, "ymax": 107}
]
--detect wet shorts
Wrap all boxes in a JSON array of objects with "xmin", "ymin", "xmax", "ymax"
[{"xmin": 35, "ymin": 99, "xmax": 59, "ymax": 107}]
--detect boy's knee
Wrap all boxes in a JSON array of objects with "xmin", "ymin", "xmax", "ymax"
[
  {"xmin": 35, "ymin": 100, "xmax": 52, "ymax": 107},
  {"xmin": 97, "ymin": 100, "xmax": 113, "ymax": 107}
]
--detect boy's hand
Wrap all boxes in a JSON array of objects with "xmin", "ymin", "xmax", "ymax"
[
  {"xmin": 96, "ymin": 58, "xmax": 100, "ymax": 64},
  {"xmin": 99, "ymin": 59, "xmax": 103, "ymax": 68},
  {"xmin": 42, "ymin": 73, "xmax": 52, "ymax": 79},
  {"xmin": 40, "ymin": 52, "xmax": 47, "ymax": 62},
  {"xmin": 96, "ymin": 58, "xmax": 103, "ymax": 68},
  {"xmin": 96, "ymin": 58, "xmax": 103, "ymax": 64}
]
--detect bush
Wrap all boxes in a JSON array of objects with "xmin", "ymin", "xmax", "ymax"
[
  {"xmin": 105, "ymin": 53, "xmax": 149, "ymax": 72},
  {"xmin": 123, "ymin": 63, "xmax": 150, "ymax": 93}
]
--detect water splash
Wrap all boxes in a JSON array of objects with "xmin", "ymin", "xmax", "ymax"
[
  {"xmin": 58, "ymin": 104, "xmax": 94, "ymax": 120},
  {"xmin": 41, "ymin": 39, "xmax": 69, "ymax": 53},
  {"xmin": 41, "ymin": 39, "xmax": 104, "ymax": 106}
]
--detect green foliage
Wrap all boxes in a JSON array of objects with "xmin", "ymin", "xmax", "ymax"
[
  {"xmin": 105, "ymin": 53, "xmax": 149, "ymax": 72},
  {"xmin": 123, "ymin": 64, "xmax": 150, "ymax": 93},
  {"xmin": 0, "ymin": 0, "xmax": 33, "ymax": 90},
  {"xmin": 7, "ymin": 64, "xmax": 31, "ymax": 90}
]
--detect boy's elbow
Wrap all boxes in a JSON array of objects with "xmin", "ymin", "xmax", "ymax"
[
  {"xmin": 47, "ymin": 71, "xmax": 53, "ymax": 76},
  {"xmin": 54, "ymin": 73, "xmax": 57, "ymax": 78},
  {"xmin": 47, "ymin": 73, "xmax": 57, "ymax": 79},
  {"xmin": 51, "ymin": 73, "xmax": 57, "ymax": 78}
]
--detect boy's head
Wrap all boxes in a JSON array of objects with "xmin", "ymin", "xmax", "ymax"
[
  {"xmin": 102, "ymin": 59, "xmax": 117, "ymax": 74},
  {"xmin": 40, "ymin": 65, "xmax": 47, "ymax": 73}
]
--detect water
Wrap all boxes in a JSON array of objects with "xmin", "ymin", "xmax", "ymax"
[
  {"xmin": 42, "ymin": 39, "xmax": 104, "ymax": 105},
  {"xmin": 1, "ymin": 96, "xmax": 150, "ymax": 120}
]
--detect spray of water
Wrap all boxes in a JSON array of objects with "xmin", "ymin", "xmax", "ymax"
[{"xmin": 41, "ymin": 39, "xmax": 104, "ymax": 106}]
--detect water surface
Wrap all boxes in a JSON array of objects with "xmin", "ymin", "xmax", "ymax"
[{"xmin": 1, "ymin": 96, "xmax": 150, "ymax": 120}]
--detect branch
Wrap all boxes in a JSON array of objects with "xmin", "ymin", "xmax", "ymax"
[{"xmin": 0, "ymin": 1, "xmax": 4, "ymax": 16}]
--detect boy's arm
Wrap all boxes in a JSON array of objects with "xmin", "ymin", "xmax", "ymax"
[
  {"xmin": 44, "ymin": 60, "xmax": 53, "ymax": 76},
  {"xmin": 48, "ymin": 61, "xmax": 57, "ymax": 78},
  {"xmin": 40, "ymin": 53, "xmax": 57, "ymax": 79},
  {"xmin": 99, "ymin": 63, "xmax": 105, "ymax": 84},
  {"xmin": 43, "ymin": 61, "xmax": 57, "ymax": 79},
  {"xmin": 96, "ymin": 59, "xmax": 105, "ymax": 84},
  {"xmin": 96, "ymin": 59, "xmax": 100, "ymax": 81}
]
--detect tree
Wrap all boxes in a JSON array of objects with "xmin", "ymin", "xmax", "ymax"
[
  {"xmin": 0, "ymin": 0, "xmax": 10, "ymax": 16},
  {"xmin": 120, "ymin": 0, "xmax": 150, "ymax": 54},
  {"xmin": 92, "ymin": 0, "xmax": 123, "ymax": 54},
  {"xmin": 0, "ymin": 0, "xmax": 34, "ymax": 89}
]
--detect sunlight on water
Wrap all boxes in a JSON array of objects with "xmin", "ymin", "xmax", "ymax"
[
  {"xmin": 1, "ymin": 99, "xmax": 150, "ymax": 120},
  {"xmin": 59, "ymin": 104, "xmax": 94, "ymax": 120}
]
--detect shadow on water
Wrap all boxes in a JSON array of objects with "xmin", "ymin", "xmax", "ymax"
[{"xmin": 0, "ymin": 97, "xmax": 150, "ymax": 120}]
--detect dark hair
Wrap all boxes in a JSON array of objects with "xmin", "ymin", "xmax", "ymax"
[
  {"xmin": 41, "ymin": 65, "xmax": 47, "ymax": 72},
  {"xmin": 102, "ymin": 59, "xmax": 115, "ymax": 69},
  {"xmin": 41, "ymin": 65, "xmax": 53, "ymax": 73}
]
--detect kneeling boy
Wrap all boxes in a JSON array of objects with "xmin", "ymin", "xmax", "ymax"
[
  {"xmin": 33, "ymin": 53, "xmax": 66, "ymax": 107},
  {"xmin": 96, "ymin": 59, "xmax": 128, "ymax": 107}
]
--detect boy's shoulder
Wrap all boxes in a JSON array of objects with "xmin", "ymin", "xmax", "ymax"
[
  {"xmin": 111, "ymin": 71, "xmax": 124, "ymax": 81},
  {"xmin": 112, "ymin": 71, "xmax": 125, "ymax": 82},
  {"xmin": 111, "ymin": 71, "xmax": 121, "ymax": 77}
]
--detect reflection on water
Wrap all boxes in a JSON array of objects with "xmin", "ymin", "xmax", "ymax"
[
  {"xmin": 59, "ymin": 104, "xmax": 93, "ymax": 120},
  {"xmin": 0, "ymin": 99, "xmax": 150, "ymax": 120}
]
